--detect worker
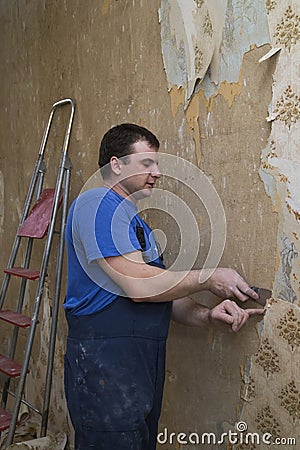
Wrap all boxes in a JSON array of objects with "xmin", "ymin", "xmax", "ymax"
[{"xmin": 63, "ymin": 123, "xmax": 263, "ymax": 450}]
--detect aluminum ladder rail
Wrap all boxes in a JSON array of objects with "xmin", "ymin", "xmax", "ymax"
[{"xmin": 0, "ymin": 98, "xmax": 75, "ymax": 447}]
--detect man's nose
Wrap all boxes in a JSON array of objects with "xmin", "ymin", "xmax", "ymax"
[{"xmin": 151, "ymin": 164, "xmax": 161, "ymax": 178}]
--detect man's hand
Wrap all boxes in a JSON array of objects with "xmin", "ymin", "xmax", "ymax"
[
  {"xmin": 171, "ymin": 297, "xmax": 264, "ymax": 331},
  {"xmin": 205, "ymin": 268, "xmax": 259, "ymax": 302},
  {"xmin": 207, "ymin": 299, "xmax": 264, "ymax": 332}
]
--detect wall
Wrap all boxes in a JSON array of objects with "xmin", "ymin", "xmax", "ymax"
[
  {"xmin": 159, "ymin": 1, "xmax": 300, "ymax": 449},
  {"xmin": 0, "ymin": 0, "xmax": 298, "ymax": 449}
]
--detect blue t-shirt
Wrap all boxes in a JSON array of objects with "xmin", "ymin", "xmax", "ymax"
[{"xmin": 64, "ymin": 188, "xmax": 164, "ymax": 316}]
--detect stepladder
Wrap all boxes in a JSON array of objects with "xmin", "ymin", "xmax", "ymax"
[{"xmin": 0, "ymin": 98, "xmax": 75, "ymax": 448}]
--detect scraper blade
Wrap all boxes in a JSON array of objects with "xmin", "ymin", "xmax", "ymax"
[{"xmin": 251, "ymin": 287, "xmax": 272, "ymax": 306}]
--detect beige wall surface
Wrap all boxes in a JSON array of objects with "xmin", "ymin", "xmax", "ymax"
[{"xmin": 0, "ymin": 1, "xmax": 299, "ymax": 449}]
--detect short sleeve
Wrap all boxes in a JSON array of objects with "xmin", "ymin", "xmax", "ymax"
[{"xmin": 73, "ymin": 190, "xmax": 141, "ymax": 264}]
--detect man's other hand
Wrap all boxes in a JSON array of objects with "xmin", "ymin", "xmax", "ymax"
[{"xmin": 208, "ymin": 299, "xmax": 264, "ymax": 332}]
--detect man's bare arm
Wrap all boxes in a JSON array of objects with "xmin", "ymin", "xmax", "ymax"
[{"xmin": 97, "ymin": 251, "xmax": 259, "ymax": 303}]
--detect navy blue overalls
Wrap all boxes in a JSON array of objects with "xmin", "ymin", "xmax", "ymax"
[{"xmin": 64, "ymin": 223, "xmax": 172, "ymax": 450}]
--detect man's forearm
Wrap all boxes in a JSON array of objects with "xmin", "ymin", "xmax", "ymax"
[
  {"xmin": 171, "ymin": 297, "xmax": 211, "ymax": 327},
  {"xmin": 98, "ymin": 253, "xmax": 212, "ymax": 302},
  {"xmin": 132, "ymin": 268, "xmax": 214, "ymax": 302}
]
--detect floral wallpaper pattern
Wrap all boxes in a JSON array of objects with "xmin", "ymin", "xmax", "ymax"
[
  {"xmin": 273, "ymin": 85, "xmax": 300, "ymax": 129},
  {"xmin": 254, "ymin": 337, "xmax": 280, "ymax": 377},
  {"xmin": 266, "ymin": 0, "xmax": 277, "ymax": 14},
  {"xmin": 194, "ymin": 0, "xmax": 204, "ymax": 8},
  {"xmin": 232, "ymin": 300, "xmax": 300, "ymax": 449},
  {"xmin": 279, "ymin": 380, "xmax": 300, "ymax": 423},
  {"xmin": 255, "ymin": 406, "xmax": 281, "ymax": 438},
  {"xmin": 274, "ymin": 6, "xmax": 300, "ymax": 51},
  {"xmin": 277, "ymin": 307, "xmax": 300, "ymax": 350},
  {"xmin": 203, "ymin": 10, "xmax": 213, "ymax": 37}
]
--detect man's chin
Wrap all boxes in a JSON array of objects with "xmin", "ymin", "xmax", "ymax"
[{"xmin": 133, "ymin": 188, "xmax": 153, "ymax": 200}]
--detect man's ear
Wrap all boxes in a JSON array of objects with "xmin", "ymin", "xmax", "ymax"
[{"xmin": 110, "ymin": 156, "xmax": 122, "ymax": 175}]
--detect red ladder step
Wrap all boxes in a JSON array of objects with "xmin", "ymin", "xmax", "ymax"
[
  {"xmin": 4, "ymin": 267, "xmax": 40, "ymax": 280},
  {"xmin": 0, "ymin": 406, "xmax": 12, "ymax": 431},
  {"xmin": 0, "ymin": 310, "xmax": 31, "ymax": 328},
  {"xmin": 0, "ymin": 354, "xmax": 24, "ymax": 378},
  {"xmin": 18, "ymin": 188, "xmax": 62, "ymax": 239}
]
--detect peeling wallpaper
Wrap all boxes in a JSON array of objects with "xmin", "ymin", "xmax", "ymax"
[
  {"xmin": 159, "ymin": 0, "xmax": 271, "ymax": 165},
  {"xmin": 235, "ymin": 3, "xmax": 300, "ymax": 447},
  {"xmin": 261, "ymin": 0, "xmax": 300, "ymax": 311},
  {"xmin": 159, "ymin": 0, "xmax": 270, "ymax": 104}
]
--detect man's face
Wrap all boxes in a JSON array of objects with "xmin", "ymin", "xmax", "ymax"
[{"xmin": 118, "ymin": 140, "xmax": 161, "ymax": 201}]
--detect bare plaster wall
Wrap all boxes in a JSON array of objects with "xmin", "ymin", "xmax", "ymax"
[{"xmin": 0, "ymin": 0, "xmax": 293, "ymax": 449}]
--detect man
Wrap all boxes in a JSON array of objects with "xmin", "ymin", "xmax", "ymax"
[{"xmin": 64, "ymin": 123, "xmax": 263, "ymax": 450}]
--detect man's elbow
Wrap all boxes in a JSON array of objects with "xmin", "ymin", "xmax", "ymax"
[
  {"xmin": 121, "ymin": 283, "xmax": 149, "ymax": 303},
  {"xmin": 130, "ymin": 296, "xmax": 146, "ymax": 303},
  {"xmin": 124, "ymin": 285, "xmax": 157, "ymax": 303},
  {"xmin": 118, "ymin": 275, "xmax": 166, "ymax": 303},
  {"xmin": 126, "ymin": 287, "xmax": 155, "ymax": 303}
]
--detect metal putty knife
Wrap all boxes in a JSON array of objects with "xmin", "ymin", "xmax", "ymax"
[{"xmin": 251, "ymin": 286, "xmax": 272, "ymax": 306}]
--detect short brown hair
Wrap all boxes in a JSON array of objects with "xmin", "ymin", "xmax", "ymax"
[{"xmin": 98, "ymin": 123, "xmax": 160, "ymax": 178}]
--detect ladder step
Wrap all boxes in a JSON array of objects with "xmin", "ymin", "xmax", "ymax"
[
  {"xmin": 0, "ymin": 406, "xmax": 12, "ymax": 431},
  {"xmin": 4, "ymin": 267, "xmax": 40, "ymax": 280},
  {"xmin": 18, "ymin": 188, "xmax": 62, "ymax": 239},
  {"xmin": 0, "ymin": 310, "xmax": 31, "ymax": 328},
  {"xmin": 0, "ymin": 354, "xmax": 25, "ymax": 378}
]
